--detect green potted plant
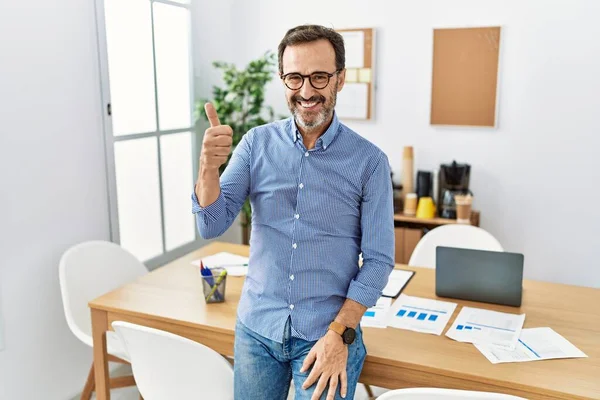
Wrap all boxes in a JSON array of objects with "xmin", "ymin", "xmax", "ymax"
[{"xmin": 195, "ymin": 51, "xmax": 278, "ymax": 244}]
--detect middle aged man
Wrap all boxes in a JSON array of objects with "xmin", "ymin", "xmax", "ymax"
[{"xmin": 192, "ymin": 24, "xmax": 395, "ymax": 400}]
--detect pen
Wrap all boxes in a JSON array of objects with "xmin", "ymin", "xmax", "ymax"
[
  {"xmin": 205, "ymin": 269, "xmax": 228, "ymax": 302},
  {"xmin": 200, "ymin": 260, "xmax": 215, "ymax": 287}
]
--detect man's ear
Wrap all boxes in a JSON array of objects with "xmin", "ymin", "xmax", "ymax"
[{"xmin": 337, "ymin": 68, "xmax": 346, "ymax": 92}]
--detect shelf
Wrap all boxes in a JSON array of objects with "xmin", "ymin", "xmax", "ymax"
[{"xmin": 393, "ymin": 210, "xmax": 480, "ymax": 228}]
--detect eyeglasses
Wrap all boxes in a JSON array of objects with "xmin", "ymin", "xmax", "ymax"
[{"xmin": 281, "ymin": 69, "xmax": 341, "ymax": 90}]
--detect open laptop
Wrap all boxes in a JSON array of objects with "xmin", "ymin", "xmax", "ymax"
[{"xmin": 436, "ymin": 246, "xmax": 524, "ymax": 307}]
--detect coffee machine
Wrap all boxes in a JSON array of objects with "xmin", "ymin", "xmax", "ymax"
[
  {"xmin": 416, "ymin": 170, "xmax": 433, "ymax": 200},
  {"xmin": 437, "ymin": 161, "xmax": 471, "ymax": 219}
]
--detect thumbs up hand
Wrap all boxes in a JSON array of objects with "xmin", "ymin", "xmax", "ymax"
[{"xmin": 201, "ymin": 103, "xmax": 233, "ymax": 171}]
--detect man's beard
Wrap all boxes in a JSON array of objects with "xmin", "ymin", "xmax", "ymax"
[{"xmin": 289, "ymin": 84, "xmax": 337, "ymax": 130}]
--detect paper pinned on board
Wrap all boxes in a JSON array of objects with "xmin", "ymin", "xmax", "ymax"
[
  {"xmin": 361, "ymin": 297, "xmax": 392, "ymax": 328},
  {"xmin": 474, "ymin": 327, "xmax": 588, "ymax": 364},
  {"xmin": 446, "ymin": 307, "xmax": 525, "ymax": 350},
  {"xmin": 340, "ymin": 31, "xmax": 365, "ymax": 68},
  {"xmin": 191, "ymin": 252, "xmax": 249, "ymax": 276},
  {"xmin": 336, "ymin": 83, "xmax": 368, "ymax": 119},
  {"xmin": 387, "ymin": 294, "xmax": 457, "ymax": 335}
]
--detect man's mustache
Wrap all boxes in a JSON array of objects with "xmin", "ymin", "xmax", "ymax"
[{"xmin": 292, "ymin": 95, "xmax": 326, "ymax": 103}]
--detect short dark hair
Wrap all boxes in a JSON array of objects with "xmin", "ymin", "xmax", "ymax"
[{"xmin": 277, "ymin": 24, "xmax": 345, "ymax": 74}]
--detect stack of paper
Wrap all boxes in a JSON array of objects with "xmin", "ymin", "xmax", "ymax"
[
  {"xmin": 444, "ymin": 306, "xmax": 587, "ymax": 364},
  {"xmin": 387, "ymin": 294, "xmax": 457, "ymax": 335},
  {"xmin": 361, "ymin": 297, "xmax": 392, "ymax": 328},
  {"xmin": 446, "ymin": 307, "xmax": 525, "ymax": 349},
  {"xmin": 360, "ymin": 293, "xmax": 587, "ymax": 366},
  {"xmin": 474, "ymin": 327, "xmax": 588, "ymax": 364},
  {"xmin": 191, "ymin": 252, "xmax": 249, "ymax": 276}
]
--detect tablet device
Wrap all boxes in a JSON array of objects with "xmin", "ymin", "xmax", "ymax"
[{"xmin": 382, "ymin": 269, "xmax": 415, "ymax": 298}]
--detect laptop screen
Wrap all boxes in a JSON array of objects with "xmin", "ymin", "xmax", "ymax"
[{"xmin": 435, "ymin": 246, "xmax": 524, "ymax": 307}]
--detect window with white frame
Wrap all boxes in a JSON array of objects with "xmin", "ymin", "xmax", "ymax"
[{"xmin": 96, "ymin": 0, "xmax": 200, "ymax": 267}]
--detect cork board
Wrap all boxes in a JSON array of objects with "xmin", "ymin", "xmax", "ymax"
[
  {"xmin": 430, "ymin": 26, "xmax": 501, "ymax": 127},
  {"xmin": 335, "ymin": 28, "xmax": 375, "ymax": 120}
]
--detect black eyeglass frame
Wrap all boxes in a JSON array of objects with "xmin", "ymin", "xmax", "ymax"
[{"xmin": 280, "ymin": 69, "xmax": 342, "ymax": 90}]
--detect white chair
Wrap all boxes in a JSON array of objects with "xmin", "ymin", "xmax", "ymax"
[
  {"xmin": 59, "ymin": 240, "xmax": 148, "ymax": 399},
  {"xmin": 112, "ymin": 321, "xmax": 234, "ymax": 400},
  {"xmin": 377, "ymin": 388, "xmax": 527, "ymax": 399},
  {"xmin": 408, "ymin": 225, "xmax": 503, "ymax": 269}
]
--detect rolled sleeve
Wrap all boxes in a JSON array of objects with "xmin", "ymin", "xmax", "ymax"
[
  {"xmin": 346, "ymin": 272, "xmax": 387, "ymax": 308},
  {"xmin": 191, "ymin": 189, "xmax": 226, "ymax": 220},
  {"xmin": 347, "ymin": 152, "xmax": 395, "ymax": 308}
]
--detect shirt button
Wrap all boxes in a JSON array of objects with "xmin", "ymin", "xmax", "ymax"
[
  {"xmin": 294, "ymin": 214, "xmax": 300, "ymax": 219},
  {"xmin": 299, "ymin": 183, "xmax": 304, "ymax": 189},
  {"xmin": 305, "ymin": 152, "xmax": 309, "ymax": 157},
  {"xmin": 289, "ymin": 304, "xmax": 295, "ymax": 310},
  {"xmin": 323, "ymin": 145, "xmax": 327, "ymax": 149},
  {"xmin": 290, "ymin": 274, "xmax": 295, "ymax": 281},
  {"xmin": 292, "ymin": 243, "xmax": 297, "ymax": 249}
]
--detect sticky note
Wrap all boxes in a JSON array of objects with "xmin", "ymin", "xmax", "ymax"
[
  {"xmin": 358, "ymin": 68, "xmax": 372, "ymax": 83},
  {"xmin": 345, "ymin": 68, "xmax": 358, "ymax": 82}
]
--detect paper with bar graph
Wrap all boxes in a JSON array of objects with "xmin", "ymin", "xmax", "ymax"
[
  {"xmin": 474, "ymin": 327, "xmax": 588, "ymax": 364},
  {"xmin": 446, "ymin": 307, "xmax": 525, "ymax": 350},
  {"xmin": 361, "ymin": 297, "xmax": 392, "ymax": 328},
  {"xmin": 388, "ymin": 294, "xmax": 457, "ymax": 335}
]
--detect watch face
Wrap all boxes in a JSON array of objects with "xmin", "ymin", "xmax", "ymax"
[{"xmin": 342, "ymin": 327, "xmax": 356, "ymax": 345}]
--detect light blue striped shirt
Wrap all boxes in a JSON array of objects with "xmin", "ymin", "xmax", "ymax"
[{"xmin": 192, "ymin": 113, "xmax": 395, "ymax": 342}]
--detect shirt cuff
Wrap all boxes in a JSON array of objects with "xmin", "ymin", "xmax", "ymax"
[
  {"xmin": 346, "ymin": 279, "xmax": 382, "ymax": 309},
  {"xmin": 191, "ymin": 190, "xmax": 226, "ymax": 223}
]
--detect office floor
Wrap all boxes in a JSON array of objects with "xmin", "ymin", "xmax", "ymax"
[
  {"xmin": 86, "ymin": 365, "xmax": 388, "ymax": 399},
  {"xmin": 96, "ymin": 386, "xmax": 387, "ymax": 400}
]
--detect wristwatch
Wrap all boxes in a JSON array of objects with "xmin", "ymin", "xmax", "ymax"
[{"xmin": 328, "ymin": 321, "xmax": 356, "ymax": 345}]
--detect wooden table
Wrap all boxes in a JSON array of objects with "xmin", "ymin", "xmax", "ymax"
[{"xmin": 89, "ymin": 242, "xmax": 600, "ymax": 400}]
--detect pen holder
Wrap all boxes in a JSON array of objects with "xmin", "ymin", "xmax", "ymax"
[{"xmin": 201, "ymin": 267, "xmax": 227, "ymax": 303}]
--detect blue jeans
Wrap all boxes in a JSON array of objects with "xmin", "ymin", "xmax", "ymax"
[{"xmin": 234, "ymin": 317, "xmax": 367, "ymax": 400}]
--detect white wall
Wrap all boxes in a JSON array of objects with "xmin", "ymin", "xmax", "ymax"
[
  {"xmin": 202, "ymin": 0, "xmax": 600, "ymax": 287},
  {"xmin": 0, "ymin": 1, "xmax": 110, "ymax": 399}
]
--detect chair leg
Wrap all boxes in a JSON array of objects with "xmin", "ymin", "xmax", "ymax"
[
  {"xmin": 225, "ymin": 355, "xmax": 235, "ymax": 367},
  {"xmin": 109, "ymin": 375, "xmax": 137, "ymax": 389},
  {"xmin": 80, "ymin": 356, "xmax": 136, "ymax": 398},
  {"xmin": 80, "ymin": 363, "xmax": 95, "ymax": 400},
  {"xmin": 364, "ymin": 383, "xmax": 375, "ymax": 399}
]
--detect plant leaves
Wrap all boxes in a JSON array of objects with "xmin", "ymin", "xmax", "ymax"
[{"xmin": 195, "ymin": 51, "xmax": 279, "ymax": 221}]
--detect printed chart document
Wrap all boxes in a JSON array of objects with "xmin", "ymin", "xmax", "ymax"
[
  {"xmin": 388, "ymin": 294, "xmax": 457, "ymax": 335},
  {"xmin": 474, "ymin": 327, "xmax": 588, "ymax": 364},
  {"xmin": 361, "ymin": 297, "xmax": 392, "ymax": 328},
  {"xmin": 191, "ymin": 252, "xmax": 249, "ymax": 276},
  {"xmin": 382, "ymin": 270, "xmax": 414, "ymax": 297},
  {"xmin": 446, "ymin": 307, "xmax": 525, "ymax": 350}
]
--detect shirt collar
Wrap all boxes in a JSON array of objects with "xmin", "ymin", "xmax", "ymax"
[{"xmin": 289, "ymin": 112, "xmax": 340, "ymax": 150}]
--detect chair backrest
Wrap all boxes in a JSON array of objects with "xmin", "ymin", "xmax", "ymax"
[
  {"xmin": 59, "ymin": 240, "xmax": 147, "ymax": 346},
  {"xmin": 408, "ymin": 225, "xmax": 503, "ymax": 269},
  {"xmin": 112, "ymin": 321, "xmax": 234, "ymax": 400},
  {"xmin": 377, "ymin": 388, "xmax": 527, "ymax": 399}
]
